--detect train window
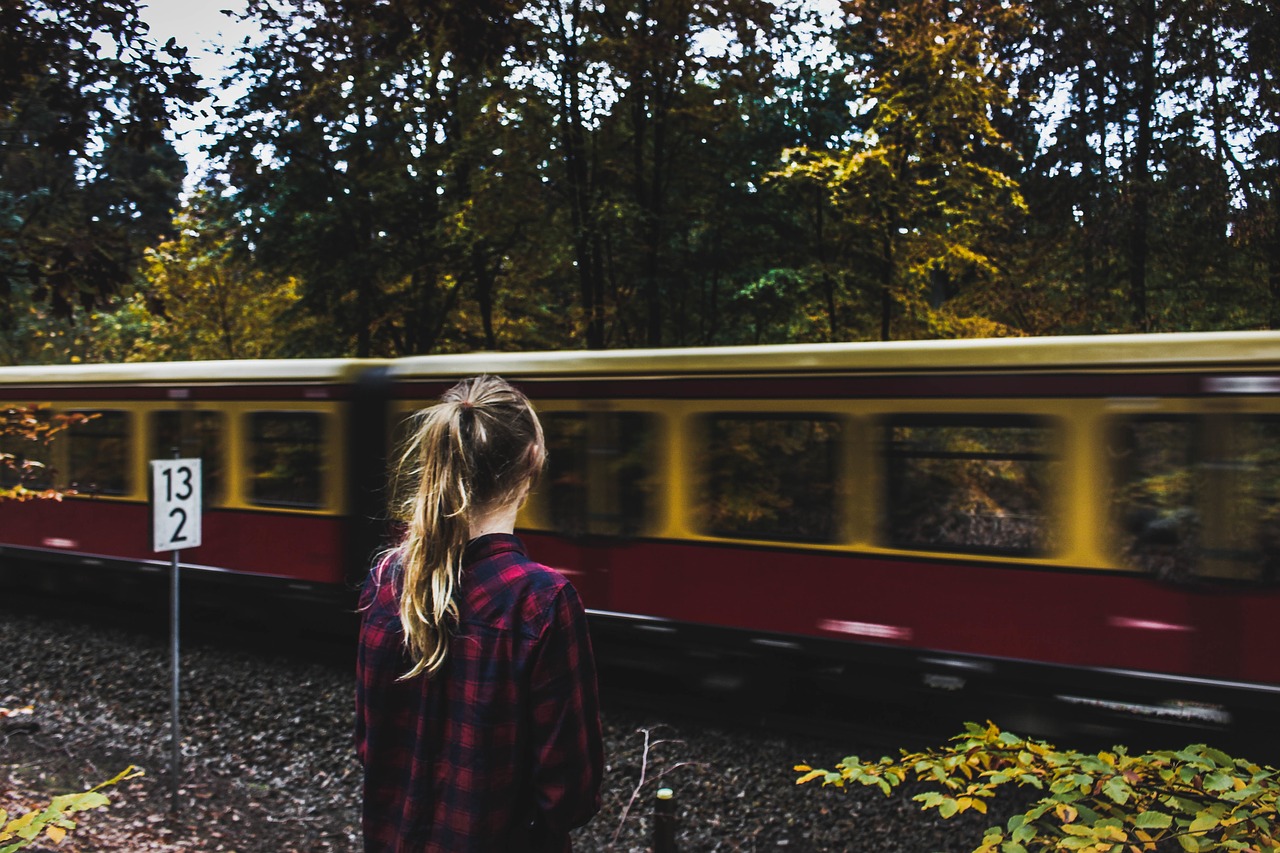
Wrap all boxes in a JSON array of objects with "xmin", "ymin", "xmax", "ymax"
[
  {"xmin": 1202, "ymin": 416, "xmax": 1280, "ymax": 583},
  {"xmin": 248, "ymin": 412, "xmax": 326, "ymax": 509},
  {"xmin": 152, "ymin": 411, "xmax": 226, "ymax": 505},
  {"xmin": 543, "ymin": 414, "xmax": 589, "ymax": 534},
  {"xmin": 541, "ymin": 412, "xmax": 658, "ymax": 537},
  {"xmin": 698, "ymin": 414, "xmax": 842, "ymax": 543},
  {"xmin": 67, "ymin": 410, "xmax": 131, "ymax": 495},
  {"xmin": 884, "ymin": 415, "xmax": 1056, "ymax": 556},
  {"xmin": 0, "ymin": 410, "xmax": 54, "ymax": 491},
  {"xmin": 1117, "ymin": 415, "xmax": 1280, "ymax": 583},
  {"xmin": 1109, "ymin": 417, "xmax": 1201, "ymax": 580},
  {"xmin": 1234, "ymin": 417, "xmax": 1280, "ymax": 582}
]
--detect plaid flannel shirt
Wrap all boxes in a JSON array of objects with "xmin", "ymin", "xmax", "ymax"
[{"xmin": 356, "ymin": 534, "xmax": 604, "ymax": 852}]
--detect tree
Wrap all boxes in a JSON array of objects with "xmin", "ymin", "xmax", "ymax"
[
  {"xmin": 1013, "ymin": 0, "xmax": 1267, "ymax": 334},
  {"xmin": 215, "ymin": 0, "xmax": 538, "ymax": 357},
  {"xmin": 775, "ymin": 0, "xmax": 1029, "ymax": 341},
  {"xmin": 138, "ymin": 197, "xmax": 309, "ymax": 360},
  {"xmin": 0, "ymin": 0, "xmax": 200, "ymax": 325},
  {"xmin": 214, "ymin": 0, "xmax": 813, "ymax": 353},
  {"xmin": 513, "ymin": 0, "xmax": 615, "ymax": 349},
  {"xmin": 1229, "ymin": 0, "xmax": 1280, "ymax": 328},
  {"xmin": 591, "ymin": 0, "xmax": 778, "ymax": 346},
  {"xmin": 0, "ymin": 291, "xmax": 158, "ymax": 365},
  {"xmin": 192, "ymin": 0, "xmax": 1272, "ymax": 352}
]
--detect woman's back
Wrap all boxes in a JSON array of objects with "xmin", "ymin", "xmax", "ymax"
[{"xmin": 357, "ymin": 536, "xmax": 602, "ymax": 853}]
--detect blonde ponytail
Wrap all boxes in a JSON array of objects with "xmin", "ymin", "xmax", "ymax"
[{"xmin": 391, "ymin": 376, "xmax": 545, "ymax": 679}]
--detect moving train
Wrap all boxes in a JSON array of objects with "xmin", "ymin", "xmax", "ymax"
[{"xmin": 3, "ymin": 332, "xmax": 1280, "ymax": 739}]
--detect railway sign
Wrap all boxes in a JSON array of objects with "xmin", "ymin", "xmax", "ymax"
[{"xmin": 151, "ymin": 458, "xmax": 202, "ymax": 552}]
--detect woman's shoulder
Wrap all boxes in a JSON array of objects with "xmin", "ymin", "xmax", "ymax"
[
  {"xmin": 467, "ymin": 534, "xmax": 566, "ymax": 588},
  {"xmin": 507, "ymin": 561, "xmax": 583, "ymax": 638},
  {"xmin": 482, "ymin": 551, "xmax": 573, "ymax": 603},
  {"xmin": 464, "ymin": 539, "xmax": 581, "ymax": 633}
]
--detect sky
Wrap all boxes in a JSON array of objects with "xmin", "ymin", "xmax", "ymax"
[{"xmin": 136, "ymin": 0, "xmax": 253, "ymax": 189}]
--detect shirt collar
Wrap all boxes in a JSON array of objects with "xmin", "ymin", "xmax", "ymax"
[{"xmin": 462, "ymin": 532, "xmax": 526, "ymax": 565}]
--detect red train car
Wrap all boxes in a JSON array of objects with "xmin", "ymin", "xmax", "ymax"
[
  {"xmin": 0, "ymin": 359, "xmax": 389, "ymax": 600},
  {"xmin": 4, "ymin": 332, "xmax": 1280, "ymax": 737}
]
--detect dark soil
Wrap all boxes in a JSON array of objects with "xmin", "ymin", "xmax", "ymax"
[{"xmin": 1, "ymin": 603, "xmax": 1032, "ymax": 852}]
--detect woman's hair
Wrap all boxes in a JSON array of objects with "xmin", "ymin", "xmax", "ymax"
[{"xmin": 390, "ymin": 375, "xmax": 545, "ymax": 678}]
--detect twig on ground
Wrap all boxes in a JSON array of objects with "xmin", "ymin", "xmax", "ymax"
[{"xmin": 610, "ymin": 726, "xmax": 707, "ymax": 848}]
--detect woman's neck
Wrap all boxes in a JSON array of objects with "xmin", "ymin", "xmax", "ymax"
[{"xmin": 467, "ymin": 501, "xmax": 519, "ymax": 540}]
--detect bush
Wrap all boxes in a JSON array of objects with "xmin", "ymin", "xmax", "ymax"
[
  {"xmin": 0, "ymin": 405, "xmax": 93, "ymax": 502},
  {"xmin": 0, "ymin": 763, "xmax": 142, "ymax": 852},
  {"xmin": 796, "ymin": 721, "xmax": 1280, "ymax": 851}
]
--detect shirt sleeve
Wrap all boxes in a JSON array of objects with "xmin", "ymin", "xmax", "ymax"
[
  {"xmin": 354, "ymin": 567, "xmax": 377, "ymax": 765},
  {"xmin": 528, "ymin": 581, "xmax": 604, "ymax": 838},
  {"xmin": 354, "ymin": 555, "xmax": 396, "ymax": 767}
]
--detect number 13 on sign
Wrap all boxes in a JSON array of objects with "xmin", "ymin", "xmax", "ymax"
[{"xmin": 152, "ymin": 459, "xmax": 202, "ymax": 552}]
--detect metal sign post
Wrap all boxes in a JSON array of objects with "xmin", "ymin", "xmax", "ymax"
[{"xmin": 150, "ymin": 457, "xmax": 201, "ymax": 812}]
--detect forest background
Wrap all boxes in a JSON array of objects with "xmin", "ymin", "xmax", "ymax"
[{"xmin": 2, "ymin": 0, "xmax": 1278, "ymax": 364}]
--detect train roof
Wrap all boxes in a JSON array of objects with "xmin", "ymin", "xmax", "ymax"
[
  {"xmin": 386, "ymin": 331, "xmax": 1280, "ymax": 378},
  {"xmin": 0, "ymin": 358, "xmax": 380, "ymax": 386},
  {"xmin": 2, "ymin": 331, "xmax": 1280, "ymax": 387}
]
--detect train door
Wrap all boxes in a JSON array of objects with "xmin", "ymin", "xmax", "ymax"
[
  {"xmin": 1108, "ymin": 411, "xmax": 1280, "ymax": 688},
  {"xmin": 1105, "ymin": 415, "xmax": 1204, "ymax": 681},
  {"xmin": 1193, "ymin": 413, "xmax": 1280, "ymax": 689},
  {"xmin": 534, "ymin": 409, "xmax": 661, "ymax": 610}
]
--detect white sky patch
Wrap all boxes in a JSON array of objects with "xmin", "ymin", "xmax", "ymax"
[{"xmin": 137, "ymin": 0, "xmax": 257, "ymax": 191}]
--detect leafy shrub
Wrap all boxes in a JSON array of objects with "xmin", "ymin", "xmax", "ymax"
[
  {"xmin": 796, "ymin": 721, "xmax": 1280, "ymax": 851},
  {"xmin": 0, "ymin": 764, "xmax": 142, "ymax": 852},
  {"xmin": 0, "ymin": 405, "xmax": 93, "ymax": 502}
]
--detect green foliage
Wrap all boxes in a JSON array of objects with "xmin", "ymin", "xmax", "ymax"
[
  {"xmin": 138, "ymin": 197, "xmax": 310, "ymax": 360},
  {"xmin": 1012, "ymin": 0, "xmax": 1280, "ymax": 334},
  {"xmin": 212, "ymin": 0, "xmax": 806, "ymax": 354},
  {"xmin": 772, "ymin": 0, "xmax": 1029, "ymax": 341},
  {"xmin": 0, "ymin": 279, "xmax": 171, "ymax": 366},
  {"xmin": 0, "ymin": 763, "xmax": 142, "ymax": 852},
  {"xmin": 796, "ymin": 722, "xmax": 1280, "ymax": 852},
  {"xmin": 0, "ymin": 0, "xmax": 199, "ymax": 323},
  {"xmin": 8, "ymin": 0, "xmax": 1276, "ymax": 357},
  {"xmin": 214, "ymin": 0, "xmax": 537, "ymax": 357}
]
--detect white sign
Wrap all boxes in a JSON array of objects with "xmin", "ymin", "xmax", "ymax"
[{"xmin": 152, "ymin": 459, "xmax": 202, "ymax": 552}]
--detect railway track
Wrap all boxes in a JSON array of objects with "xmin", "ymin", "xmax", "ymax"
[{"xmin": 9, "ymin": 565, "xmax": 1280, "ymax": 771}]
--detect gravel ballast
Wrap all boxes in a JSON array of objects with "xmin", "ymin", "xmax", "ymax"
[{"xmin": 0, "ymin": 604, "xmax": 1019, "ymax": 852}]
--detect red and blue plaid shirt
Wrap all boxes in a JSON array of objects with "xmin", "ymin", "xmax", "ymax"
[{"xmin": 356, "ymin": 534, "xmax": 604, "ymax": 852}]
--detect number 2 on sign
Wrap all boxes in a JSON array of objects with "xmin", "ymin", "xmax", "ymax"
[{"xmin": 168, "ymin": 507, "xmax": 189, "ymax": 542}]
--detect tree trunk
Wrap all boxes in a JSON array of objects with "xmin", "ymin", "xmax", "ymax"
[
  {"xmin": 644, "ymin": 119, "xmax": 665, "ymax": 347},
  {"xmin": 561, "ymin": 0, "xmax": 605, "ymax": 349},
  {"xmin": 815, "ymin": 187, "xmax": 837, "ymax": 341},
  {"xmin": 1270, "ymin": 185, "xmax": 1280, "ymax": 329},
  {"xmin": 1128, "ymin": 0, "xmax": 1156, "ymax": 332},
  {"xmin": 880, "ymin": 286, "xmax": 891, "ymax": 341},
  {"xmin": 473, "ymin": 250, "xmax": 497, "ymax": 350}
]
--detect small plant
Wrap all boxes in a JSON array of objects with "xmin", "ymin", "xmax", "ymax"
[
  {"xmin": 0, "ymin": 405, "xmax": 93, "ymax": 503},
  {"xmin": 796, "ymin": 721, "xmax": 1280, "ymax": 851},
  {"xmin": 0, "ymin": 765, "xmax": 143, "ymax": 852},
  {"xmin": 611, "ymin": 727, "xmax": 705, "ymax": 849}
]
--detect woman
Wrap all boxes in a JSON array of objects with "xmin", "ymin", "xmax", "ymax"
[{"xmin": 356, "ymin": 375, "xmax": 604, "ymax": 852}]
